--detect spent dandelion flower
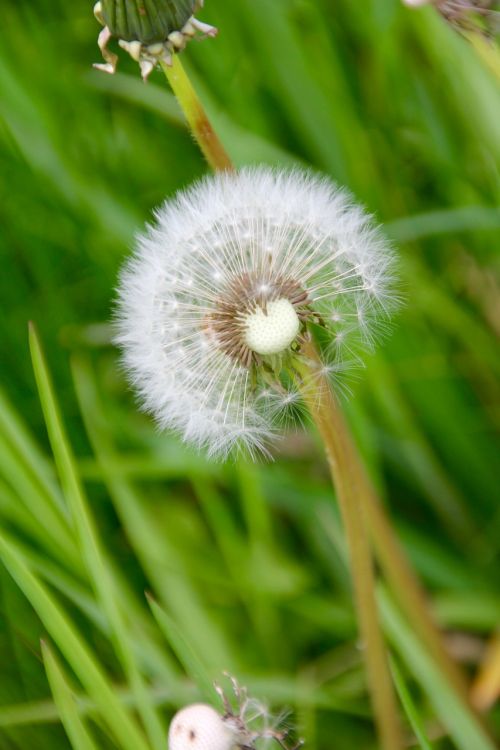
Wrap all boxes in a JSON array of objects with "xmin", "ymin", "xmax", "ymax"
[
  {"xmin": 402, "ymin": 0, "xmax": 500, "ymax": 85},
  {"xmin": 93, "ymin": 0, "xmax": 217, "ymax": 80},
  {"xmin": 402, "ymin": 0, "xmax": 500, "ymax": 35},
  {"xmin": 115, "ymin": 166, "xmax": 398, "ymax": 459},
  {"xmin": 167, "ymin": 675, "xmax": 302, "ymax": 750},
  {"xmin": 92, "ymin": 1, "xmax": 230, "ymax": 170}
]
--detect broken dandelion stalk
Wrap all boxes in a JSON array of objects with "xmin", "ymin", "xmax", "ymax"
[{"xmin": 160, "ymin": 55, "xmax": 233, "ymax": 171}]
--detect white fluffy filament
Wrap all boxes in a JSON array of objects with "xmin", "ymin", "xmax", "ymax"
[{"xmin": 115, "ymin": 167, "xmax": 397, "ymax": 458}]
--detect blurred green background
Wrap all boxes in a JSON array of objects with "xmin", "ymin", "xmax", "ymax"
[{"xmin": 0, "ymin": 0, "xmax": 499, "ymax": 748}]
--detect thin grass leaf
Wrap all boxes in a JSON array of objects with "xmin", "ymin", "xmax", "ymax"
[
  {"xmin": 0, "ymin": 388, "xmax": 67, "ymax": 517},
  {"xmin": 28, "ymin": 323, "xmax": 166, "ymax": 750},
  {"xmin": 0, "ymin": 479, "xmax": 55, "ymax": 546},
  {"xmin": 386, "ymin": 206, "xmax": 500, "ymax": 242},
  {"xmin": 147, "ymin": 595, "xmax": 216, "ymax": 705},
  {"xmin": 0, "ymin": 699, "xmax": 63, "ymax": 728},
  {"xmin": 0, "ymin": 431, "xmax": 79, "ymax": 569},
  {"xmin": 366, "ymin": 355, "xmax": 474, "ymax": 541},
  {"xmin": 71, "ymin": 356, "xmax": 236, "ymax": 672},
  {"xmin": 380, "ymin": 589, "xmax": 496, "ymax": 750},
  {"xmin": 0, "ymin": 530, "xmax": 150, "ymax": 750},
  {"xmin": 0, "ymin": 684, "xmax": 195, "ymax": 731},
  {"xmin": 390, "ymin": 657, "xmax": 434, "ymax": 750},
  {"xmin": 42, "ymin": 641, "xmax": 100, "ymax": 750}
]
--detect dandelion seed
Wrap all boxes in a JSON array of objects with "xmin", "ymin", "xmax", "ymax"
[{"xmin": 115, "ymin": 167, "xmax": 398, "ymax": 458}]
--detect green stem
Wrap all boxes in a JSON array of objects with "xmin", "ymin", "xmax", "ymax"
[
  {"xmin": 160, "ymin": 55, "xmax": 234, "ymax": 172},
  {"xmin": 298, "ymin": 338, "xmax": 477, "ymax": 720},
  {"xmin": 297, "ymin": 339, "xmax": 403, "ymax": 750}
]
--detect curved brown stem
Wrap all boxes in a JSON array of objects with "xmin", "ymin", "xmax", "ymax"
[{"xmin": 296, "ymin": 338, "xmax": 403, "ymax": 750}]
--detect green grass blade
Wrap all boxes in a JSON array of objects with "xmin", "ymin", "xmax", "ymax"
[
  {"xmin": 0, "ymin": 530, "xmax": 150, "ymax": 750},
  {"xmin": 147, "ymin": 595, "xmax": 216, "ymax": 705},
  {"xmin": 42, "ymin": 641, "xmax": 99, "ymax": 750},
  {"xmin": 0, "ymin": 387, "xmax": 67, "ymax": 518},
  {"xmin": 71, "ymin": 356, "xmax": 236, "ymax": 673},
  {"xmin": 28, "ymin": 323, "xmax": 166, "ymax": 750},
  {"xmin": 0, "ymin": 430, "xmax": 79, "ymax": 569},
  {"xmin": 380, "ymin": 590, "xmax": 496, "ymax": 750},
  {"xmin": 0, "ymin": 684, "xmax": 195, "ymax": 730},
  {"xmin": 390, "ymin": 657, "xmax": 434, "ymax": 750}
]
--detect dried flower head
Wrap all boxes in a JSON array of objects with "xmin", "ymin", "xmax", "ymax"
[
  {"xmin": 168, "ymin": 704, "xmax": 235, "ymax": 750},
  {"xmin": 402, "ymin": 0, "xmax": 499, "ymax": 35},
  {"xmin": 115, "ymin": 167, "xmax": 397, "ymax": 459},
  {"xmin": 167, "ymin": 675, "xmax": 302, "ymax": 750},
  {"xmin": 93, "ymin": 0, "xmax": 217, "ymax": 80}
]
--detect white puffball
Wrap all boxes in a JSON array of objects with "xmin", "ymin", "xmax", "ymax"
[{"xmin": 168, "ymin": 704, "xmax": 236, "ymax": 750}]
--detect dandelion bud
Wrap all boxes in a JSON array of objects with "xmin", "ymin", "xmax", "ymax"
[
  {"xmin": 115, "ymin": 167, "xmax": 397, "ymax": 459},
  {"xmin": 93, "ymin": 0, "xmax": 217, "ymax": 79}
]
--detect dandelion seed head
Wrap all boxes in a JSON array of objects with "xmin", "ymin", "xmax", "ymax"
[
  {"xmin": 401, "ymin": 0, "xmax": 500, "ymax": 35},
  {"xmin": 116, "ymin": 167, "xmax": 398, "ymax": 458},
  {"xmin": 168, "ymin": 704, "xmax": 236, "ymax": 750}
]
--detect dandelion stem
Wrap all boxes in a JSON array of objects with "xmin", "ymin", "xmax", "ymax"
[
  {"xmin": 297, "ymin": 336, "xmax": 479, "ymax": 725},
  {"xmin": 296, "ymin": 338, "xmax": 403, "ymax": 750},
  {"xmin": 160, "ymin": 56, "xmax": 234, "ymax": 172}
]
